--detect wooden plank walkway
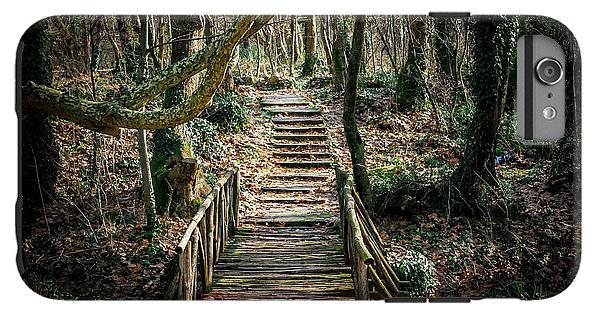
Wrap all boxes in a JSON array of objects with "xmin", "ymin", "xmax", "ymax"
[{"xmin": 207, "ymin": 95, "xmax": 354, "ymax": 300}]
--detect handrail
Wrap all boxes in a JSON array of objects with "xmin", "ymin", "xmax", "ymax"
[
  {"xmin": 335, "ymin": 167, "xmax": 408, "ymax": 300},
  {"xmin": 166, "ymin": 167, "xmax": 241, "ymax": 300}
]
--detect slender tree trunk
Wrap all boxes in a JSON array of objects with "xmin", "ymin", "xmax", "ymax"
[
  {"xmin": 136, "ymin": 15, "xmax": 159, "ymax": 235},
  {"xmin": 220, "ymin": 45, "xmax": 237, "ymax": 91},
  {"xmin": 343, "ymin": 16, "xmax": 373, "ymax": 213},
  {"xmin": 289, "ymin": 16, "xmax": 296, "ymax": 76},
  {"xmin": 319, "ymin": 16, "xmax": 334, "ymax": 76},
  {"xmin": 255, "ymin": 33, "xmax": 261, "ymax": 77},
  {"xmin": 277, "ymin": 18, "xmax": 289, "ymax": 63}
]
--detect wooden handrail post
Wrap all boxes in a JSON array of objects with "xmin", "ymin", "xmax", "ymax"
[
  {"xmin": 172, "ymin": 168, "xmax": 241, "ymax": 299},
  {"xmin": 335, "ymin": 167, "xmax": 407, "ymax": 300},
  {"xmin": 233, "ymin": 169, "xmax": 240, "ymax": 231}
]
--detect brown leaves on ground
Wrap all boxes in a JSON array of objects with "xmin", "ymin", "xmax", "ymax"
[{"xmin": 307, "ymin": 85, "xmax": 577, "ymax": 299}]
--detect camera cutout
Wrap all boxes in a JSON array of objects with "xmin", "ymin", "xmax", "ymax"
[
  {"xmin": 516, "ymin": 35, "xmax": 566, "ymax": 142},
  {"xmin": 536, "ymin": 57, "xmax": 564, "ymax": 86}
]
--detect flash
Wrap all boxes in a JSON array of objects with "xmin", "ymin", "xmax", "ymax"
[{"xmin": 543, "ymin": 106, "xmax": 557, "ymax": 120}]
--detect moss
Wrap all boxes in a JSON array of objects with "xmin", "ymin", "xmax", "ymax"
[
  {"xmin": 201, "ymin": 91, "xmax": 248, "ymax": 132},
  {"xmin": 150, "ymin": 153, "xmax": 169, "ymax": 213},
  {"xmin": 191, "ymin": 197, "xmax": 203, "ymax": 207},
  {"xmin": 393, "ymin": 249, "xmax": 439, "ymax": 297}
]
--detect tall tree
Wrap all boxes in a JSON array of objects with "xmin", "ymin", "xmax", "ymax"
[
  {"xmin": 452, "ymin": 17, "xmax": 518, "ymax": 210},
  {"xmin": 136, "ymin": 15, "xmax": 159, "ymax": 234},
  {"xmin": 152, "ymin": 16, "xmax": 211, "ymax": 216},
  {"xmin": 289, "ymin": 16, "xmax": 297, "ymax": 75},
  {"xmin": 318, "ymin": 16, "xmax": 334, "ymax": 76},
  {"xmin": 302, "ymin": 15, "xmax": 317, "ymax": 76},
  {"xmin": 331, "ymin": 17, "xmax": 348, "ymax": 91},
  {"xmin": 343, "ymin": 16, "xmax": 373, "ymax": 213},
  {"xmin": 19, "ymin": 20, "xmax": 59, "ymax": 227},
  {"xmin": 396, "ymin": 18, "xmax": 426, "ymax": 110}
]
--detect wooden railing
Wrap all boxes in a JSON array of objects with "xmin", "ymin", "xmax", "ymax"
[
  {"xmin": 167, "ymin": 167, "xmax": 240, "ymax": 300},
  {"xmin": 335, "ymin": 168, "xmax": 408, "ymax": 300}
]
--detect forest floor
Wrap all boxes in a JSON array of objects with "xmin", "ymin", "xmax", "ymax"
[
  {"xmin": 304, "ymin": 78, "xmax": 579, "ymax": 299},
  {"xmin": 22, "ymin": 77, "xmax": 578, "ymax": 300}
]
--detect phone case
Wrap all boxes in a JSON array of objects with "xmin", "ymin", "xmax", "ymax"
[{"xmin": 16, "ymin": 14, "xmax": 581, "ymax": 300}]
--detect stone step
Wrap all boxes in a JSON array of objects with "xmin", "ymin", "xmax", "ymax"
[
  {"xmin": 275, "ymin": 161, "xmax": 333, "ymax": 168},
  {"xmin": 272, "ymin": 134, "xmax": 328, "ymax": 141},
  {"xmin": 261, "ymin": 185, "xmax": 315, "ymax": 193},
  {"xmin": 265, "ymin": 107, "xmax": 322, "ymax": 115},
  {"xmin": 246, "ymin": 214, "xmax": 333, "ymax": 226},
  {"xmin": 262, "ymin": 197, "xmax": 326, "ymax": 204},
  {"xmin": 271, "ymin": 142, "xmax": 329, "ymax": 149},
  {"xmin": 268, "ymin": 173, "xmax": 330, "ymax": 180},
  {"xmin": 273, "ymin": 152, "xmax": 331, "ymax": 158},
  {"xmin": 271, "ymin": 117, "xmax": 324, "ymax": 125},
  {"xmin": 273, "ymin": 126, "xmax": 327, "ymax": 133},
  {"xmin": 261, "ymin": 99, "xmax": 310, "ymax": 106}
]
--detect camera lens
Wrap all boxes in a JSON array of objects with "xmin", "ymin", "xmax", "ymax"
[{"xmin": 536, "ymin": 58, "xmax": 563, "ymax": 85}]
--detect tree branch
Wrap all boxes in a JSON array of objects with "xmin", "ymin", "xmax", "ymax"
[{"xmin": 21, "ymin": 15, "xmax": 272, "ymax": 137}]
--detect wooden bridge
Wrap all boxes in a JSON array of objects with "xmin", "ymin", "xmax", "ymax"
[{"xmin": 167, "ymin": 95, "xmax": 407, "ymax": 300}]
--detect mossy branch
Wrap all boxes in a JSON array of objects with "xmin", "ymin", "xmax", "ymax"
[{"xmin": 21, "ymin": 16, "xmax": 271, "ymax": 137}]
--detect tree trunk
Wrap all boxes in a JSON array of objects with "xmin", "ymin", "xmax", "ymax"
[
  {"xmin": 343, "ymin": 16, "xmax": 373, "ymax": 214},
  {"xmin": 433, "ymin": 19, "xmax": 457, "ymax": 80},
  {"xmin": 152, "ymin": 16, "xmax": 211, "ymax": 216},
  {"xmin": 289, "ymin": 16, "xmax": 296, "ymax": 76},
  {"xmin": 19, "ymin": 19, "xmax": 59, "ymax": 228},
  {"xmin": 318, "ymin": 16, "xmax": 334, "ymax": 76},
  {"xmin": 302, "ymin": 15, "xmax": 317, "ymax": 76},
  {"xmin": 331, "ymin": 17, "xmax": 348, "ymax": 91},
  {"xmin": 396, "ymin": 18, "xmax": 426, "ymax": 111},
  {"xmin": 136, "ymin": 15, "xmax": 159, "ymax": 235},
  {"xmin": 452, "ymin": 18, "xmax": 517, "ymax": 211},
  {"xmin": 220, "ymin": 45, "xmax": 237, "ymax": 92}
]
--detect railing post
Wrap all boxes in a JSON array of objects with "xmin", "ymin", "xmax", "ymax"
[
  {"xmin": 199, "ymin": 212, "xmax": 208, "ymax": 289},
  {"xmin": 190, "ymin": 228, "xmax": 199, "ymax": 299},
  {"xmin": 171, "ymin": 167, "xmax": 244, "ymax": 300},
  {"xmin": 354, "ymin": 256, "xmax": 369, "ymax": 300},
  {"xmin": 206, "ymin": 200, "xmax": 215, "ymax": 286},
  {"xmin": 214, "ymin": 187, "xmax": 222, "ymax": 262},
  {"xmin": 233, "ymin": 169, "xmax": 240, "ymax": 231},
  {"xmin": 218, "ymin": 185, "xmax": 225, "ymax": 254}
]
